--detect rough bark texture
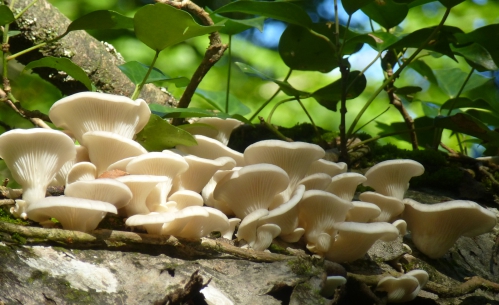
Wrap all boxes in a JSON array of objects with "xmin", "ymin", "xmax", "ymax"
[{"xmin": 7, "ymin": 0, "xmax": 177, "ymax": 106}]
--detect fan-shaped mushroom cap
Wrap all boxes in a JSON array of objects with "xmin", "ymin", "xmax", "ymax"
[
  {"xmin": 376, "ymin": 269, "xmax": 429, "ymax": 303},
  {"xmin": 325, "ymin": 222, "xmax": 399, "ymax": 262},
  {"xmin": 326, "ymin": 172, "xmax": 367, "ymax": 201},
  {"xmin": 0, "ymin": 129, "xmax": 76, "ymax": 218},
  {"xmin": 83, "ymin": 131, "xmax": 147, "ymax": 175},
  {"xmin": 116, "ymin": 175, "xmax": 169, "ymax": 216},
  {"xmin": 393, "ymin": 219, "xmax": 407, "ymax": 236},
  {"xmin": 363, "ymin": 159, "xmax": 424, "ymax": 200},
  {"xmin": 298, "ymin": 173, "xmax": 332, "ymax": 191},
  {"xmin": 258, "ymin": 185, "xmax": 305, "ymax": 241},
  {"xmin": 161, "ymin": 206, "xmax": 229, "ymax": 239},
  {"xmin": 168, "ymin": 190, "xmax": 204, "ymax": 210},
  {"xmin": 202, "ymin": 168, "xmax": 240, "ymax": 216},
  {"xmin": 307, "ymin": 159, "xmax": 347, "ymax": 177},
  {"xmin": 64, "ymin": 179, "xmax": 132, "ymax": 209},
  {"xmin": 244, "ymin": 140, "xmax": 325, "ymax": 209},
  {"xmin": 298, "ymin": 190, "xmax": 353, "ymax": 255},
  {"xmin": 107, "ymin": 157, "xmax": 135, "ymax": 171},
  {"xmin": 49, "ymin": 92, "xmax": 150, "ymax": 145},
  {"xmin": 126, "ymin": 212, "xmax": 176, "ymax": 235},
  {"xmin": 170, "ymin": 153, "xmax": 236, "ymax": 194},
  {"xmin": 346, "ymin": 201, "xmax": 381, "ymax": 222},
  {"xmin": 66, "ymin": 162, "xmax": 97, "ymax": 185},
  {"xmin": 52, "ymin": 145, "xmax": 89, "ymax": 186},
  {"xmin": 236, "ymin": 209, "xmax": 269, "ymax": 248},
  {"xmin": 192, "ymin": 117, "xmax": 244, "ymax": 145},
  {"xmin": 359, "ymin": 191, "xmax": 405, "ymax": 222},
  {"xmin": 213, "ymin": 164, "xmax": 289, "ymax": 218},
  {"xmin": 402, "ymin": 198, "xmax": 497, "ymax": 258},
  {"xmin": 176, "ymin": 135, "xmax": 245, "ymax": 166},
  {"xmin": 26, "ymin": 196, "xmax": 117, "ymax": 232}
]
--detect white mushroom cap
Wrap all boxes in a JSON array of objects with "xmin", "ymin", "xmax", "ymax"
[
  {"xmin": 0, "ymin": 129, "xmax": 76, "ymax": 218},
  {"xmin": 213, "ymin": 164, "xmax": 289, "ymax": 218},
  {"xmin": 321, "ymin": 276, "xmax": 347, "ymax": 298},
  {"xmin": 244, "ymin": 140, "xmax": 325, "ymax": 209},
  {"xmin": 326, "ymin": 172, "xmax": 367, "ymax": 201},
  {"xmin": 392, "ymin": 219, "xmax": 408, "ymax": 236},
  {"xmin": 298, "ymin": 190, "xmax": 353, "ymax": 255},
  {"xmin": 64, "ymin": 179, "xmax": 132, "ymax": 209},
  {"xmin": 402, "ymin": 198, "xmax": 497, "ymax": 258},
  {"xmin": 325, "ymin": 222, "xmax": 399, "ymax": 263},
  {"xmin": 252, "ymin": 223, "xmax": 281, "ymax": 251},
  {"xmin": 363, "ymin": 159, "xmax": 425, "ymax": 200},
  {"xmin": 66, "ymin": 162, "xmax": 97, "ymax": 185},
  {"xmin": 49, "ymin": 92, "xmax": 151, "ymax": 145},
  {"xmin": 258, "ymin": 185, "xmax": 305, "ymax": 240},
  {"xmin": 345, "ymin": 201, "xmax": 381, "ymax": 223},
  {"xmin": 170, "ymin": 154, "xmax": 236, "ymax": 194},
  {"xmin": 116, "ymin": 175, "xmax": 169, "ymax": 216},
  {"xmin": 223, "ymin": 218, "xmax": 241, "ymax": 240},
  {"xmin": 202, "ymin": 168, "xmax": 240, "ymax": 216},
  {"xmin": 176, "ymin": 135, "xmax": 245, "ymax": 166},
  {"xmin": 168, "ymin": 190, "xmax": 204, "ymax": 210},
  {"xmin": 376, "ymin": 269, "xmax": 429, "ymax": 303},
  {"xmin": 191, "ymin": 117, "xmax": 244, "ymax": 145},
  {"xmin": 26, "ymin": 196, "xmax": 117, "ymax": 232},
  {"xmin": 83, "ymin": 131, "xmax": 147, "ymax": 175},
  {"xmin": 161, "ymin": 206, "xmax": 229, "ymax": 239},
  {"xmin": 125, "ymin": 212, "xmax": 176, "ymax": 235},
  {"xmin": 52, "ymin": 145, "xmax": 89, "ymax": 186},
  {"xmin": 236, "ymin": 209, "xmax": 269, "ymax": 248},
  {"xmin": 359, "ymin": 191, "xmax": 405, "ymax": 222},
  {"xmin": 307, "ymin": 159, "xmax": 347, "ymax": 177},
  {"xmin": 298, "ymin": 173, "xmax": 332, "ymax": 191},
  {"xmin": 107, "ymin": 156, "xmax": 135, "ymax": 171}
]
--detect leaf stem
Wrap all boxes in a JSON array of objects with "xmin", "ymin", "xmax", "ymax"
[
  {"xmin": 346, "ymin": 7, "xmax": 452, "ymax": 139},
  {"xmin": 7, "ymin": 42, "xmax": 46, "ymax": 61},
  {"xmin": 225, "ymin": 34, "xmax": 232, "ymax": 114},
  {"xmin": 14, "ymin": 0, "xmax": 38, "ymax": 19},
  {"xmin": 267, "ymin": 97, "xmax": 296, "ymax": 124},
  {"xmin": 348, "ymin": 125, "xmax": 435, "ymax": 151},
  {"xmin": 296, "ymin": 98, "xmax": 320, "ymax": 138},
  {"xmin": 249, "ymin": 68, "xmax": 292, "ymax": 122},
  {"xmin": 131, "ymin": 50, "xmax": 160, "ymax": 100},
  {"xmin": 446, "ymin": 68, "xmax": 475, "ymax": 115}
]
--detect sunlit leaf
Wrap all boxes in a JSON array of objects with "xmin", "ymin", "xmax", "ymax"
[
  {"xmin": 362, "ymin": 0, "xmax": 409, "ymax": 30},
  {"xmin": 236, "ymin": 62, "xmax": 309, "ymax": 97},
  {"xmin": 279, "ymin": 23, "xmax": 339, "ymax": 72},
  {"xmin": 0, "ymin": 5, "xmax": 14, "ymax": 26},
  {"xmin": 135, "ymin": 114, "xmax": 197, "ymax": 151},
  {"xmin": 23, "ymin": 57, "xmax": 93, "ymax": 91},
  {"xmin": 466, "ymin": 109, "xmax": 499, "ymax": 127},
  {"xmin": 208, "ymin": 7, "xmax": 265, "ymax": 35},
  {"xmin": 434, "ymin": 113, "xmax": 499, "ymax": 144},
  {"xmin": 195, "ymin": 88, "xmax": 251, "ymax": 115},
  {"xmin": 454, "ymin": 25, "xmax": 499, "ymax": 70},
  {"xmin": 395, "ymin": 86, "xmax": 422, "ymax": 95},
  {"xmin": 419, "ymin": 101, "xmax": 441, "ymax": 118},
  {"xmin": 64, "ymin": 10, "xmax": 133, "ymax": 35},
  {"xmin": 440, "ymin": 98, "xmax": 492, "ymax": 112},
  {"xmin": 434, "ymin": 68, "xmax": 490, "ymax": 98},
  {"xmin": 118, "ymin": 61, "xmax": 189, "ymax": 87},
  {"xmin": 134, "ymin": 3, "xmax": 224, "ymax": 52},
  {"xmin": 311, "ymin": 71, "xmax": 367, "ymax": 111},
  {"xmin": 348, "ymin": 31, "xmax": 400, "ymax": 52},
  {"xmin": 214, "ymin": 1, "xmax": 312, "ymax": 28},
  {"xmin": 342, "ymin": 0, "xmax": 374, "ymax": 15},
  {"xmin": 452, "ymin": 43, "xmax": 498, "ymax": 71},
  {"xmin": 438, "ymin": 0, "xmax": 465, "ymax": 8}
]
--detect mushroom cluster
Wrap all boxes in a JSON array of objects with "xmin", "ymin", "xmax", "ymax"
[{"xmin": 0, "ymin": 92, "xmax": 496, "ymax": 268}]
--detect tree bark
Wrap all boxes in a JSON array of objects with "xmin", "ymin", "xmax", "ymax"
[{"xmin": 7, "ymin": 0, "xmax": 177, "ymax": 106}]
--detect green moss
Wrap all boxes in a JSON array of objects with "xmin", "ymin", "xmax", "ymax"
[
  {"xmin": 28, "ymin": 270, "xmax": 50, "ymax": 284},
  {"xmin": 11, "ymin": 232, "xmax": 26, "ymax": 244},
  {"xmin": 0, "ymin": 206, "xmax": 30, "ymax": 225},
  {"xmin": 287, "ymin": 257, "xmax": 319, "ymax": 277},
  {"xmin": 268, "ymin": 243, "xmax": 289, "ymax": 255}
]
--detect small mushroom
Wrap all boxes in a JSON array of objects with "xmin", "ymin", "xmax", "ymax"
[
  {"xmin": 64, "ymin": 179, "xmax": 132, "ymax": 209},
  {"xmin": 66, "ymin": 162, "xmax": 97, "ymax": 185},
  {"xmin": 325, "ymin": 172, "xmax": 367, "ymax": 201},
  {"xmin": 298, "ymin": 173, "xmax": 332, "ymax": 191},
  {"xmin": 402, "ymin": 198, "xmax": 497, "ymax": 258},
  {"xmin": 307, "ymin": 159, "xmax": 347, "ymax": 177},
  {"xmin": 363, "ymin": 159, "xmax": 424, "ymax": 200},
  {"xmin": 26, "ymin": 196, "xmax": 117, "ymax": 232},
  {"xmin": 116, "ymin": 175, "xmax": 169, "ymax": 216},
  {"xmin": 0, "ymin": 128, "xmax": 76, "ymax": 218},
  {"xmin": 190, "ymin": 117, "xmax": 244, "ymax": 145},
  {"xmin": 376, "ymin": 269, "xmax": 429, "ymax": 303},
  {"xmin": 345, "ymin": 201, "xmax": 381, "ymax": 223},
  {"xmin": 359, "ymin": 191, "xmax": 405, "ymax": 222},
  {"xmin": 176, "ymin": 135, "xmax": 245, "ymax": 166}
]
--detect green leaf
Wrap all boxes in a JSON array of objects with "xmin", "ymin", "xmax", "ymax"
[
  {"xmin": 376, "ymin": 116, "xmax": 435, "ymax": 148},
  {"xmin": 0, "ymin": 5, "xmax": 15, "ymax": 26},
  {"xmin": 65, "ymin": 10, "xmax": 133, "ymax": 34},
  {"xmin": 118, "ymin": 61, "xmax": 189, "ymax": 87},
  {"xmin": 440, "ymin": 97, "xmax": 493, "ymax": 112},
  {"xmin": 434, "ymin": 68, "xmax": 490, "ymax": 98},
  {"xmin": 311, "ymin": 71, "xmax": 367, "ymax": 111},
  {"xmin": 419, "ymin": 101, "xmax": 441, "ymax": 118},
  {"xmin": 207, "ymin": 7, "xmax": 265, "ymax": 35},
  {"xmin": 279, "ymin": 23, "xmax": 339, "ymax": 72},
  {"xmin": 342, "ymin": 0, "xmax": 374, "ymax": 15},
  {"xmin": 454, "ymin": 25, "xmax": 499, "ymax": 70},
  {"xmin": 452, "ymin": 43, "xmax": 498, "ymax": 71},
  {"xmin": 150, "ymin": 104, "xmax": 229, "ymax": 118},
  {"xmin": 438, "ymin": 0, "xmax": 465, "ymax": 8},
  {"xmin": 195, "ymin": 89, "xmax": 251, "ymax": 115},
  {"xmin": 361, "ymin": 0, "xmax": 409, "ymax": 30},
  {"xmin": 434, "ymin": 113, "xmax": 499, "ymax": 144},
  {"xmin": 134, "ymin": 3, "xmax": 224, "ymax": 52},
  {"xmin": 214, "ymin": 1, "xmax": 312, "ymax": 28},
  {"xmin": 23, "ymin": 57, "xmax": 93, "ymax": 91},
  {"xmin": 466, "ymin": 109, "xmax": 499, "ymax": 127},
  {"xmin": 395, "ymin": 86, "xmax": 422, "ymax": 95},
  {"xmin": 135, "ymin": 114, "xmax": 197, "ymax": 151},
  {"xmin": 408, "ymin": 59, "xmax": 438, "ymax": 84},
  {"xmin": 390, "ymin": 26, "xmax": 463, "ymax": 60},
  {"xmin": 349, "ymin": 32, "xmax": 399, "ymax": 52},
  {"xmin": 235, "ymin": 62, "xmax": 309, "ymax": 96}
]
